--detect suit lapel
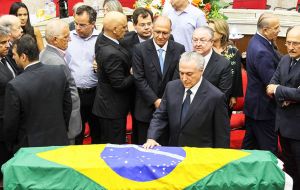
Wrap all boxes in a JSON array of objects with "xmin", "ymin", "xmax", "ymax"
[
  {"xmin": 203, "ymin": 50, "xmax": 217, "ymax": 77},
  {"xmin": 174, "ymin": 83, "xmax": 185, "ymax": 128},
  {"xmin": 181, "ymin": 79, "xmax": 207, "ymax": 128},
  {"xmin": 0, "ymin": 62, "xmax": 13, "ymax": 79},
  {"xmin": 287, "ymin": 58, "xmax": 300, "ymax": 82},
  {"xmin": 162, "ymin": 41, "xmax": 175, "ymax": 80},
  {"xmin": 148, "ymin": 41, "xmax": 163, "ymax": 77},
  {"xmin": 103, "ymin": 35, "xmax": 131, "ymax": 68}
]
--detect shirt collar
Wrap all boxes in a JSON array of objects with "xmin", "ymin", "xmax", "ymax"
[
  {"xmin": 104, "ymin": 34, "xmax": 119, "ymax": 44},
  {"xmin": 138, "ymin": 34, "xmax": 152, "ymax": 43},
  {"xmin": 47, "ymin": 44, "xmax": 66, "ymax": 57},
  {"xmin": 72, "ymin": 29, "xmax": 100, "ymax": 40},
  {"xmin": 257, "ymin": 31, "xmax": 272, "ymax": 45},
  {"xmin": 204, "ymin": 49, "xmax": 213, "ymax": 68},
  {"xmin": 153, "ymin": 39, "xmax": 168, "ymax": 52},
  {"xmin": 24, "ymin": 60, "xmax": 39, "ymax": 70},
  {"xmin": 185, "ymin": 77, "xmax": 202, "ymax": 95}
]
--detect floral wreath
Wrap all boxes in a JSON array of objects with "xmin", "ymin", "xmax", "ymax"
[{"xmin": 134, "ymin": 0, "xmax": 165, "ymax": 16}]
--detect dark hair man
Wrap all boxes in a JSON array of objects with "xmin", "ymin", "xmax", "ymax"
[{"xmin": 3, "ymin": 34, "xmax": 72, "ymax": 153}]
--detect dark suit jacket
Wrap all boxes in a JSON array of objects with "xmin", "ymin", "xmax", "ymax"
[
  {"xmin": 3, "ymin": 63, "xmax": 72, "ymax": 153},
  {"xmin": 93, "ymin": 34, "xmax": 134, "ymax": 119},
  {"xmin": 244, "ymin": 34, "xmax": 280, "ymax": 120},
  {"xmin": 147, "ymin": 79, "xmax": 230, "ymax": 148},
  {"xmin": 270, "ymin": 55, "xmax": 300, "ymax": 140},
  {"xmin": 203, "ymin": 50, "xmax": 232, "ymax": 99},
  {"xmin": 132, "ymin": 39, "xmax": 185, "ymax": 122},
  {"xmin": 0, "ymin": 57, "xmax": 14, "ymax": 141}
]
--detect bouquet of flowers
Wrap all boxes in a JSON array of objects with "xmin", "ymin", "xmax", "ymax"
[
  {"xmin": 134, "ymin": 0, "xmax": 165, "ymax": 16},
  {"xmin": 191, "ymin": 0, "xmax": 228, "ymax": 20}
]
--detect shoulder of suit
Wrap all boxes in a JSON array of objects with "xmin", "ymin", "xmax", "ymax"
[
  {"xmin": 167, "ymin": 79, "xmax": 182, "ymax": 88},
  {"xmin": 202, "ymin": 79, "xmax": 224, "ymax": 97}
]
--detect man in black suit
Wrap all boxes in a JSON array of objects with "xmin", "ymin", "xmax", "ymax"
[
  {"xmin": 143, "ymin": 52, "xmax": 230, "ymax": 148},
  {"xmin": 243, "ymin": 13, "xmax": 281, "ymax": 155},
  {"xmin": 3, "ymin": 35, "xmax": 72, "ymax": 154},
  {"xmin": 132, "ymin": 16, "xmax": 185, "ymax": 145},
  {"xmin": 0, "ymin": 25, "xmax": 15, "ymax": 179},
  {"xmin": 267, "ymin": 26, "xmax": 300, "ymax": 189},
  {"xmin": 93, "ymin": 11, "xmax": 134, "ymax": 144},
  {"xmin": 119, "ymin": 8, "xmax": 154, "ymax": 144},
  {"xmin": 192, "ymin": 26, "xmax": 232, "ymax": 100}
]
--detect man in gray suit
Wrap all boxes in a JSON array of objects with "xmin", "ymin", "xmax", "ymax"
[{"xmin": 40, "ymin": 20, "xmax": 81, "ymax": 144}]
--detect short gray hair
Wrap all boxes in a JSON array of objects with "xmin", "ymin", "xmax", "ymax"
[
  {"xmin": 0, "ymin": 25, "xmax": 10, "ymax": 36},
  {"xmin": 0, "ymin": 15, "xmax": 20, "ymax": 30},
  {"xmin": 45, "ymin": 20, "xmax": 69, "ymax": 42},
  {"xmin": 257, "ymin": 12, "xmax": 278, "ymax": 30},
  {"xmin": 193, "ymin": 26, "xmax": 214, "ymax": 40},
  {"xmin": 179, "ymin": 51, "xmax": 204, "ymax": 70}
]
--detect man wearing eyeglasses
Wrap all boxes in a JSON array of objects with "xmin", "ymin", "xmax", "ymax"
[
  {"xmin": 242, "ymin": 13, "xmax": 281, "ymax": 156},
  {"xmin": 192, "ymin": 26, "xmax": 232, "ymax": 100},
  {"xmin": 132, "ymin": 16, "xmax": 185, "ymax": 145},
  {"xmin": 267, "ymin": 26, "xmax": 300, "ymax": 190},
  {"xmin": 65, "ymin": 5, "xmax": 101, "ymax": 145}
]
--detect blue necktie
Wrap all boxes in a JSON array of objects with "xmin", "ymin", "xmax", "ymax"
[
  {"xmin": 158, "ymin": 48, "xmax": 164, "ymax": 73},
  {"xmin": 181, "ymin": 89, "xmax": 192, "ymax": 125}
]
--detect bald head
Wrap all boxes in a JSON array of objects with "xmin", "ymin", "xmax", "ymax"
[
  {"xmin": 0, "ymin": 15, "xmax": 23, "ymax": 41},
  {"xmin": 286, "ymin": 26, "xmax": 300, "ymax": 59},
  {"xmin": 103, "ymin": 11, "xmax": 127, "ymax": 40},
  {"xmin": 153, "ymin": 16, "xmax": 171, "ymax": 30}
]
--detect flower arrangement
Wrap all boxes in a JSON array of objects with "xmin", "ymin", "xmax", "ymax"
[
  {"xmin": 191, "ymin": 0, "xmax": 229, "ymax": 20},
  {"xmin": 134, "ymin": 0, "xmax": 165, "ymax": 16}
]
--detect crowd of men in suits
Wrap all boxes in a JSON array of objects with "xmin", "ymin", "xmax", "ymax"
[{"xmin": 0, "ymin": 1, "xmax": 300, "ymax": 188}]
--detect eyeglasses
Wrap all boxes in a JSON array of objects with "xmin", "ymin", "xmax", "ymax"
[
  {"xmin": 192, "ymin": 38, "xmax": 212, "ymax": 45},
  {"xmin": 285, "ymin": 41, "xmax": 300, "ymax": 47}
]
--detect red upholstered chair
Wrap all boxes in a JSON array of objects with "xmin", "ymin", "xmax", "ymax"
[
  {"xmin": 126, "ymin": 114, "xmax": 133, "ymax": 144},
  {"xmin": 230, "ymin": 68, "xmax": 247, "ymax": 149}
]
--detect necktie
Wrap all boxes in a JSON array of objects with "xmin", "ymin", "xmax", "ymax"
[
  {"xmin": 289, "ymin": 59, "xmax": 297, "ymax": 73},
  {"xmin": 158, "ymin": 48, "xmax": 164, "ymax": 73},
  {"xmin": 181, "ymin": 89, "xmax": 192, "ymax": 125},
  {"xmin": 1, "ymin": 58, "xmax": 15, "ymax": 78}
]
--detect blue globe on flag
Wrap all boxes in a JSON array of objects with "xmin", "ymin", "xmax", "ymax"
[{"xmin": 101, "ymin": 144, "xmax": 186, "ymax": 182}]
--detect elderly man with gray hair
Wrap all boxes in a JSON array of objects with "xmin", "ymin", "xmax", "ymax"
[
  {"xmin": 0, "ymin": 25, "xmax": 15, "ymax": 180},
  {"xmin": 40, "ymin": 20, "xmax": 82, "ymax": 144},
  {"xmin": 0, "ymin": 15, "xmax": 23, "ymax": 74},
  {"xmin": 144, "ymin": 51, "xmax": 230, "ymax": 149}
]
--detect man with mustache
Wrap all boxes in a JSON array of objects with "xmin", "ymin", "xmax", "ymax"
[{"xmin": 267, "ymin": 26, "xmax": 300, "ymax": 190}]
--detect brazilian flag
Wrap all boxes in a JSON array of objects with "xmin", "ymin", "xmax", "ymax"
[{"xmin": 1, "ymin": 144, "xmax": 292, "ymax": 189}]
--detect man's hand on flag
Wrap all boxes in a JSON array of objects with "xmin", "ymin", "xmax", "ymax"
[{"xmin": 143, "ymin": 139, "xmax": 160, "ymax": 149}]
